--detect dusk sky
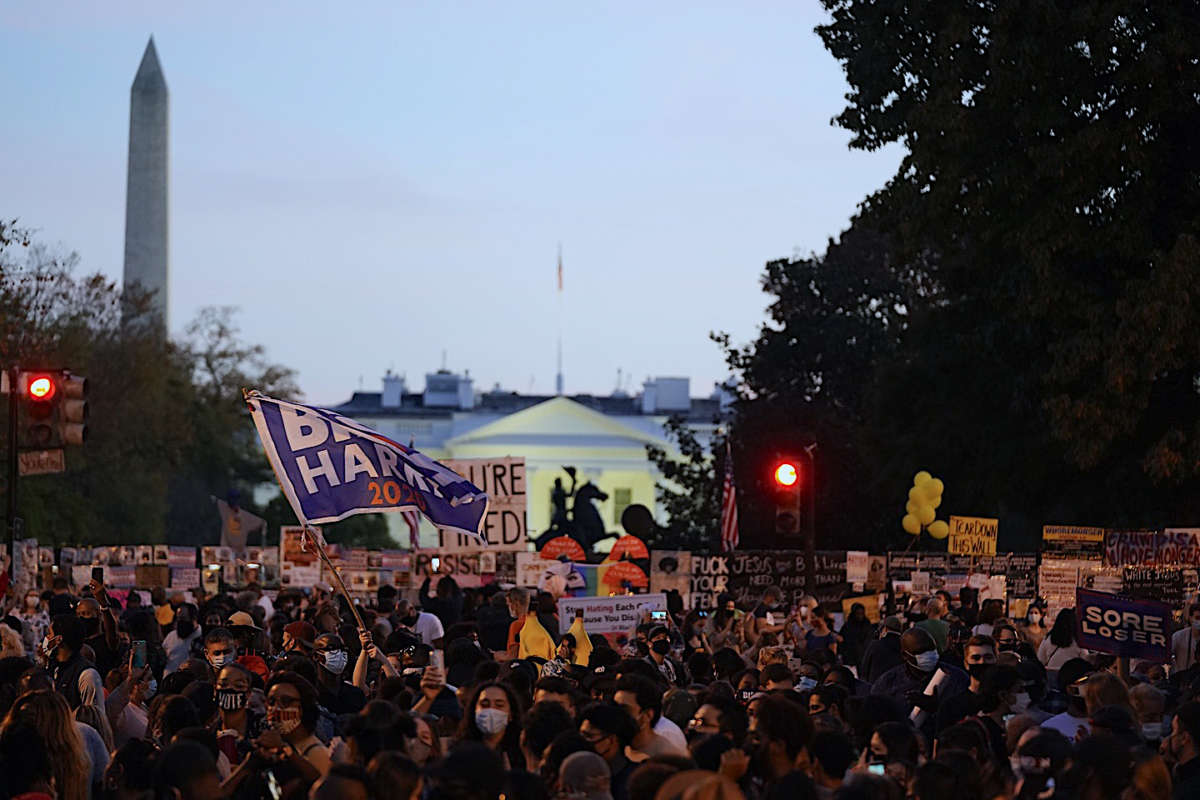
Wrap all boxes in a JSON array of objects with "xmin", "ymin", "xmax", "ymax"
[{"xmin": 1, "ymin": 2, "xmax": 901, "ymax": 404}]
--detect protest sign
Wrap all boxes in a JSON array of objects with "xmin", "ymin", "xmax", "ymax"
[
  {"xmin": 949, "ymin": 517, "xmax": 998, "ymax": 556},
  {"xmin": 1103, "ymin": 530, "xmax": 1160, "ymax": 567},
  {"xmin": 1043, "ymin": 525, "xmax": 1105, "ymax": 560},
  {"xmin": 135, "ymin": 546, "xmax": 154, "ymax": 565},
  {"xmin": 841, "ymin": 594, "xmax": 881, "ymax": 623},
  {"xmin": 649, "ymin": 550, "xmax": 693, "ymax": 597},
  {"xmin": 71, "ymin": 565, "xmax": 95, "ymax": 587},
  {"xmin": 410, "ymin": 551, "xmax": 496, "ymax": 588},
  {"xmin": 516, "ymin": 552, "xmax": 561, "ymax": 587},
  {"xmin": 281, "ymin": 526, "xmax": 321, "ymax": 568},
  {"xmin": 436, "ymin": 458, "xmax": 527, "ymax": 551},
  {"xmin": 556, "ymin": 593, "xmax": 667, "ymax": 636},
  {"xmin": 1159, "ymin": 529, "xmax": 1200, "ymax": 565},
  {"xmin": 154, "ymin": 545, "xmax": 170, "ymax": 565},
  {"xmin": 1076, "ymin": 588, "xmax": 1172, "ymax": 662},
  {"xmin": 135, "ymin": 565, "xmax": 169, "ymax": 588},
  {"xmin": 846, "ymin": 551, "xmax": 869, "ymax": 589},
  {"xmin": 167, "ymin": 547, "xmax": 197, "ymax": 568},
  {"xmin": 1123, "ymin": 567, "xmax": 1184, "ymax": 610},
  {"xmin": 247, "ymin": 393, "xmax": 488, "ymax": 539}
]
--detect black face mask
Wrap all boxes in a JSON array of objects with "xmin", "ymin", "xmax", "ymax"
[
  {"xmin": 176, "ymin": 620, "xmax": 196, "ymax": 637},
  {"xmin": 635, "ymin": 641, "xmax": 650, "ymax": 657},
  {"xmin": 651, "ymin": 640, "xmax": 671, "ymax": 656},
  {"xmin": 81, "ymin": 617, "xmax": 100, "ymax": 636},
  {"xmin": 968, "ymin": 663, "xmax": 992, "ymax": 681},
  {"xmin": 404, "ymin": 614, "xmax": 419, "ymax": 627},
  {"xmin": 216, "ymin": 688, "xmax": 247, "ymax": 711}
]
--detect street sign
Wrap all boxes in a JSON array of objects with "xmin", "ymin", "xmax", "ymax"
[{"xmin": 18, "ymin": 448, "xmax": 65, "ymax": 476}]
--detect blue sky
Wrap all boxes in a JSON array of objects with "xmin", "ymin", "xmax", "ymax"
[{"xmin": 1, "ymin": 2, "xmax": 901, "ymax": 404}]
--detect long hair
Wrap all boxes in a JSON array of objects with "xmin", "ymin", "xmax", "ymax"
[
  {"xmin": 75, "ymin": 702, "xmax": 116, "ymax": 752},
  {"xmin": 1048, "ymin": 608, "xmax": 1078, "ymax": 648},
  {"xmin": 1, "ymin": 690, "xmax": 88, "ymax": 800},
  {"xmin": 457, "ymin": 681, "xmax": 524, "ymax": 764}
]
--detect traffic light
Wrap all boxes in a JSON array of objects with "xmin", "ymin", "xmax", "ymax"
[
  {"xmin": 19, "ymin": 372, "xmax": 58, "ymax": 448},
  {"xmin": 772, "ymin": 458, "xmax": 802, "ymax": 536},
  {"xmin": 59, "ymin": 372, "xmax": 88, "ymax": 446},
  {"xmin": 16, "ymin": 370, "xmax": 88, "ymax": 449}
]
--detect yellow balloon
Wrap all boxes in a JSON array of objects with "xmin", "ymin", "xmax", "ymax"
[
  {"xmin": 908, "ymin": 486, "xmax": 924, "ymax": 502},
  {"xmin": 923, "ymin": 481, "xmax": 941, "ymax": 503},
  {"xmin": 913, "ymin": 470, "xmax": 933, "ymax": 487},
  {"xmin": 905, "ymin": 499, "xmax": 919, "ymax": 514},
  {"xmin": 917, "ymin": 505, "xmax": 936, "ymax": 525},
  {"xmin": 902, "ymin": 514, "xmax": 921, "ymax": 535},
  {"xmin": 928, "ymin": 520, "xmax": 950, "ymax": 539},
  {"xmin": 931, "ymin": 496, "xmax": 941, "ymax": 510},
  {"xmin": 930, "ymin": 478, "xmax": 945, "ymax": 496}
]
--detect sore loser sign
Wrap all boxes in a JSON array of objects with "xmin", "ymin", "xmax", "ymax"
[
  {"xmin": 438, "ymin": 458, "xmax": 527, "ymax": 552},
  {"xmin": 1076, "ymin": 588, "xmax": 1172, "ymax": 663}
]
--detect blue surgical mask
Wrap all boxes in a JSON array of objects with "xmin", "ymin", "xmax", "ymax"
[
  {"xmin": 797, "ymin": 676, "xmax": 818, "ymax": 691},
  {"xmin": 144, "ymin": 679, "xmax": 158, "ymax": 700},
  {"xmin": 912, "ymin": 650, "xmax": 939, "ymax": 672}
]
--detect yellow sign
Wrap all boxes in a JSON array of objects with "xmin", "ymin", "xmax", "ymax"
[
  {"xmin": 842, "ymin": 594, "xmax": 881, "ymax": 623},
  {"xmin": 948, "ymin": 516, "xmax": 999, "ymax": 555},
  {"xmin": 1042, "ymin": 525, "xmax": 1105, "ymax": 542}
]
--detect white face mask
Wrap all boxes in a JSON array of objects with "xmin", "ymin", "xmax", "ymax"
[
  {"xmin": 1011, "ymin": 692, "xmax": 1031, "ymax": 714},
  {"xmin": 475, "ymin": 708, "xmax": 509, "ymax": 736},
  {"xmin": 1141, "ymin": 721, "xmax": 1162, "ymax": 740},
  {"xmin": 1028, "ymin": 612, "xmax": 1042, "ymax": 624},
  {"xmin": 322, "ymin": 650, "xmax": 348, "ymax": 675},
  {"xmin": 25, "ymin": 596, "xmax": 39, "ymax": 609}
]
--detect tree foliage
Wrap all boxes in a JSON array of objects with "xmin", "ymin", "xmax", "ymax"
[
  {"xmin": 645, "ymin": 416, "xmax": 726, "ymax": 551},
  {"xmin": 0, "ymin": 221, "xmax": 305, "ymax": 545},
  {"xmin": 720, "ymin": 4, "xmax": 1200, "ymax": 551}
]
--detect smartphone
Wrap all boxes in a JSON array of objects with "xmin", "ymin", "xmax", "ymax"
[
  {"xmin": 650, "ymin": 610, "xmax": 668, "ymax": 622},
  {"xmin": 868, "ymin": 763, "xmax": 886, "ymax": 776},
  {"xmin": 91, "ymin": 566, "xmax": 104, "ymax": 583},
  {"xmin": 132, "ymin": 640, "xmax": 147, "ymax": 669},
  {"xmin": 431, "ymin": 557, "xmax": 441, "ymax": 572},
  {"xmin": 430, "ymin": 649, "xmax": 445, "ymax": 672}
]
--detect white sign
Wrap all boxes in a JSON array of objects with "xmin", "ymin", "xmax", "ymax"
[
  {"xmin": 556, "ymin": 593, "xmax": 667, "ymax": 636},
  {"xmin": 911, "ymin": 571, "xmax": 930, "ymax": 595},
  {"xmin": 846, "ymin": 551, "xmax": 869, "ymax": 586},
  {"xmin": 171, "ymin": 568, "xmax": 201, "ymax": 589},
  {"xmin": 437, "ymin": 458, "xmax": 527, "ymax": 552},
  {"xmin": 517, "ymin": 552, "xmax": 562, "ymax": 587}
]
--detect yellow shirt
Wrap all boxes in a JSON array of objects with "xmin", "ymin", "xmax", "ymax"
[
  {"xmin": 568, "ymin": 615, "xmax": 593, "ymax": 666},
  {"xmin": 518, "ymin": 613, "xmax": 556, "ymax": 661}
]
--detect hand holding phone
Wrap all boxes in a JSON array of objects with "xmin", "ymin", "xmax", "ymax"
[{"xmin": 132, "ymin": 640, "xmax": 147, "ymax": 669}]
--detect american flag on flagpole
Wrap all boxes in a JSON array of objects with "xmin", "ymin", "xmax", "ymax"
[{"xmin": 720, "ymin": 440, "xmax": 739, "ymax": 551}]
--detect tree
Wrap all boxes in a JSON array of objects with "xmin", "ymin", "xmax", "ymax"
[
  {"xmin": 0, "ymin": 221, "xmax": 300, "ymax": 545},
  {"xmin": 807, "ymin": 1, "xmax": 1200, "ymax": 542},
  {"xmin": 645, "ymin": 416, "xmax": 726, "ymax": 551}
]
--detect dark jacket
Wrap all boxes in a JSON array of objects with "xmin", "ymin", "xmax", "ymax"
[
  {"xmin": 860, "ymin": 633, "xmax": 903, "ymax": 684},
  {"xmin": 419, "ymin": 577, "xmax": 463, "ymax": 629}
]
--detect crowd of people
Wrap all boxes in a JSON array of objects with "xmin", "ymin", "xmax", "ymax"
[{"xmin": 0, "ymin": 569, "xmax": 1199, "ymax": 800}]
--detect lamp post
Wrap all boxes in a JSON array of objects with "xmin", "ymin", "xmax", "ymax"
[{"xmin": 802, "ymin": 443, "xmax": 817, "ymax": 595}]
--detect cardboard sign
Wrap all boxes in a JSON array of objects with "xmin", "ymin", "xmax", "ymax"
[
  {"xmin": 841, "ymin": 594, "xmax": 881, "ymax": 623},
  {"xmin": 281, "ymin": 526, "xmax": 321, "ymax": 568},
  {"xmin": 1043, "ymin": 525, "xmax": 1105, "ymax": 561},
  {"xmin": 438, "ymin": 457, "xmax": 527, "ymax": 552},
  {"xmin": 846, "ymin": 551, "xmax": 869, "ymax": 587},
  {"xmin": 949, "ymin": 516, "xmax": 998, "ymax": 556},
  {"xmin": 1076, "ymin": 588, "xmax": 1172, "ymax": 662},
  {"xmin": 171, "ymin": 568, "xmax": 201, "ymax": 589},
  {"xmin": 167, "ymin": 547, "xmax": 197, "ymax": 568},
  {"xmin": 556, "ymin": 593, "xmax": 666, "ymax": 636},
  {"xmin": 516, "ymin": 552, "xmax": 562, "ymax": 587}
]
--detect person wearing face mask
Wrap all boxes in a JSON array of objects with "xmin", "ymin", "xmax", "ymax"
[
  {"xmin": 1040, "ymin": 658, "xmax": 1095, "ymax": 740},
  {"xmin": 44, "ymin": 613, "xmax": 105, "ymax": 710},
  {"xmin": 748, "ymin": 586, "xmax": 788, "ymax": 646},
  {"xmin": 936, "ymin": 634, "xmax": 997, "ymax": 732},
  {"xmin": 163, "ymin": 604, "xmax": 202, "ymax": 674},
  {"xmin": 1171, "ymin": 603, "xmax": 1200, "ymax": 673},
  {"xmin": 871, "ymin": 627, "xmax": 969, "ymax": 738},
  {"xmin": 645, "ymin": 626, "xmax": 689, "ymax": 687},
  {"xmin": 1162, "ymin": 701, "xmax": 1200, "ymax": 798},
  {"xmin": 1019, "ymin": 604, "xmax": 1048, "ymax": 649},
  {"xmin": 224, "ymin": 670, "xmax": 331, "ymax": 797},
  {"xmin": 971, "ymin": 664, "xmax": 1023, "ymax": 762},
  {"xmin": 394, "ymin": 598, "xmax": 444, "ymax": 649},
  {"xmin": 203, "ymin": 627, "xmax": 240, "ymax": 675},
  {"xmin": 77, "ymin": 588, "xmax": 119, "ymax": 678},
  {"xmin": 214, "ymin": 662, "xmax": 264, "ymax": 765},
  {"xmin": 12, "ymin": 590, "xmax": 50, "ymax": 655},
  {"xmin": 705, "ymin": 593, "xmax": 745, "ymax": 652},
  {"xmin": 1130, "ymin": 682, "xmax": 1167, "ymax": 746},
  {"xmin": 312, "ymin": 633, "xmax": 366, "ymax": 716},
  {"xmin": 730, "ymin": 694, "xmax": 817, "ymax": 798},
  {"xmin": 458, "ymin": 681, "xmax": 524, "ymax": 768}
]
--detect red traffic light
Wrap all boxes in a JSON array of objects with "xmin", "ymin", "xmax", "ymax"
[
  {"xmin": 774, "ymin": 462, "xmax": 799, "ymax": 487},
  {"xmin": 27, "ymin": 375, "xmax": 55, "ymax": 400}
]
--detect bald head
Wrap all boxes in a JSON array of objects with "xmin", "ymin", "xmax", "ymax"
[{"xmin": 77, "ymin": 598, "xmax": 101, "ymax": 617}]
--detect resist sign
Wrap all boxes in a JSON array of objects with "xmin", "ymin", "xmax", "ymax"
[{"xmin": 1076, "ymin": 588, "xmax": 1172, "ymax": 662}]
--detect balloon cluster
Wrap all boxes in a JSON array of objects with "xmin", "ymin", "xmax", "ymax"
[{"xmin": 902, "ymin": 471, "xmax": 948, "ymax": 539}]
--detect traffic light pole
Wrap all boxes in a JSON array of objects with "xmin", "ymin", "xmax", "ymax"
[
  {"xmin": 803, "ymin": 444, "xmax": 817, "ymax": 596},
  {"xmin": 6, "ymin": 365, "xmax": 18, "ymax": 579}
]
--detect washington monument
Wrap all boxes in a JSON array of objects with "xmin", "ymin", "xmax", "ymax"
[{"xmin": 123, "ymin": 37, "xmax": 169, "ymax": 327}]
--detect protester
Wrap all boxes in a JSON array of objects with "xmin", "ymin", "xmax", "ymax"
[{"xmin": 1038, "ymin": 608, "xmax": 1089, "ymax": 674}]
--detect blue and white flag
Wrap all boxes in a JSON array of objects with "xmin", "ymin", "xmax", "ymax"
[{"xmin": 246, "ymin": 391, "xmax": 490, "ymax": 543}]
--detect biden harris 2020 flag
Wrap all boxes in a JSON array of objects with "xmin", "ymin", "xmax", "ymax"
[{"xmin": 245, "ymin": 391, "xmax": 489, "ymax": 543}]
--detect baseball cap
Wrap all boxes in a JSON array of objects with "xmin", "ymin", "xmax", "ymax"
[
  {"xmin": 227, "ymin": 611, "xmax": 260, "ymax": 630},
  {"xmin": 882, "ymin": 615, "xmax": 904, "ymax": 632}
]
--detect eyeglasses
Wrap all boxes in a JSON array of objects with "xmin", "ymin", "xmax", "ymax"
[{"xmin": 580, "ymin": 730, "xmax": 611, "ymax": 745}]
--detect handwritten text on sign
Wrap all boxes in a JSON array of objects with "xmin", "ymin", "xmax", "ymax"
[
  {"xmin": 948, "ymin": 516, "xmax": 998, "ymax": 556},
  {"xmin": 438, "ymin": 458, "xmax": 528, "ymax": 552},
  {"xmin": 556, "ymin": 593, "xmax": 666, "ymax": 636}
]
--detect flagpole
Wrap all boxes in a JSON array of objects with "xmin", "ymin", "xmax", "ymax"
[{"xmin": 556, "ymin": 243, "xmax": 564, "ymax": 396}]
